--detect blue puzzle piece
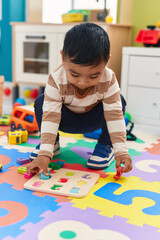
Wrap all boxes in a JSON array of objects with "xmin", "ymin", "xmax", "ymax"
[
  {"xmin": 40, "ymin": 172, "xmax": 51, "ymax": 180},
  {"xmin": 0, "ymin": 183, "xmax": 60, "ymax": 238},
  {"xmin": 94, "ymin": 182, "xmax": 160, "ymax": 215},
  {"xmin": 0, "ymin": 145, "xmax": 30, "ymax": 172}
]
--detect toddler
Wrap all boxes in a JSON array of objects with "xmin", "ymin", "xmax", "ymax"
[{"xmin": 27, "ymin": 23, "xmax": 132, "ymax": 175}]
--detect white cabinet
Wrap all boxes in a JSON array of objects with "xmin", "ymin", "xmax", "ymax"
[{"xmin": 121, "ymin": 47, "xmax": 160, "ymax": 133}]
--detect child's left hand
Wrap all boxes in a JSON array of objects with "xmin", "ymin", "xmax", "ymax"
[{"xmin": 115, "ymin": 154, "xmax": 132, "ymax": 173}]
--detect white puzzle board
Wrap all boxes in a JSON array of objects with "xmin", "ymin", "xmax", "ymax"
[{"xmin": 24, "ymin": 168, "xmax": 100, "ymax": 198}]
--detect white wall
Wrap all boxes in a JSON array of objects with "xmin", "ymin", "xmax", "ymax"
[{"xmin": 42, "ymin": 0, "xmax": 118, "ymax": 23}]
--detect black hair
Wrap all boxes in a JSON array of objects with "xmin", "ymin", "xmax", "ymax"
[{"xmin": 62, "ymin": 23, "xmax": 110, "ymax": 67}]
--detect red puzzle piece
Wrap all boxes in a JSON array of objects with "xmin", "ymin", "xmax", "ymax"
[{"xmin": 113, "ymin": 166, "xmax": 124, "ymax": 180}]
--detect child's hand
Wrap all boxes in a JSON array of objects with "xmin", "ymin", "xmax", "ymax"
[
  {"xmin": 115, "ymin": 154, "xmax": 132, "ymax": 173},
  {"xmin": 27, "ymin": 156, "xmax": 50, "ymax": 176}
]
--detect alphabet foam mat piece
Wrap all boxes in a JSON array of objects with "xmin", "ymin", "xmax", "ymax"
[{"xmin": 24, "ymin": 168, "xmax": 99, "ymax": 198}]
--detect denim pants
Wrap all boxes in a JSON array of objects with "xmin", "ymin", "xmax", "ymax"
[{"xmin": 34, "ymin": 94, "xmax": 126, "ymax": 147}]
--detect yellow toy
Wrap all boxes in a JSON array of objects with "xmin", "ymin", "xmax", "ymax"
[
  {"xmin": 17, "ymin": 166, "xmax": 27, "ymax": 174},
  {"xmin": 8, "ymin": 129, "xmax": 28, "ymax": 144},
  {"xmin": 0, "ymin": 164, "xmax": 2, "ymax": 171},
  {"xmin": 62, "ymin": 13, "xmax": 83, "ymax": 23},
  {"xmin": 105, "ymin": 16, "xmax": 113, "ymax": 23}
]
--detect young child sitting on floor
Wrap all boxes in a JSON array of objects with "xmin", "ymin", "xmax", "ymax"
[{"xmin": 27, "ymin": 23, "xmax": 132, "ymax": 176}]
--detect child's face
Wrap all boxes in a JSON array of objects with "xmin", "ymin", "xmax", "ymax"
[{"xmin": 63, "ymin": 57, "xmax": 106, "ymax": 90}]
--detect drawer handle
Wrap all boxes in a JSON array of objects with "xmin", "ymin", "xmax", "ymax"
[{"xmin": 25, "ymin": 35, "xmax": 46, "ymax": 40}]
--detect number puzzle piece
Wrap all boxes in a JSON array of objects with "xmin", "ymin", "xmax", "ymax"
[
  {"xmin": 33, "ymin": 182, "xmax": 44, "ymax": 187},
  {"xmin": 17, "ymin": 158, "xmax": 31, "ymax": 164},
  {"xmin": 82, "ymin": 174, "xmax": 91, "ymax": 179},
  {"xmin": 65, "ymin": 172, "xmax": 75, "ymax": 176},
  {"xmin": 48, "ymin": 162, "xmax": 61, "ymax": 170},
  {"xmin": 70, "ymin": 187, "xmax": 80, "ymax": 194},
  {"xmin": 94, "ymin": 182, "xmax": 160, "ymax": 215},
  {"xmin": 77, "ymin": 180, "xmax": 87, "ymax": 185},
  {"xmin": 56, "ymin": 161, "xmax": 64, "ymax": 168},
  {"xmin": 24, "ymin": 171, "xmax": 35, "ymax": 179},
  {"xmin": 114, "ymin": 166, "xmax": 124, "ymax": 180},
  {"xmin": 17, "ymin": 166, "xmax": 27, "ymax": 174},
  {"xmin": 59, "ymin": 178, "xmax": 68, "ymax": 183},
  {"xmin": 38, "ymin": 220, "xmax": 130, "ymax": 240},
  {"xmin": 51, "ymin": 185, "xmax": 63, "ymax": 190},
  {"xmin": 40, "ymin": 172, "xmax": 51, "ymax": 180}
]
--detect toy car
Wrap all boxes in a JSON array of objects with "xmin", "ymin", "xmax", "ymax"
[
  {"xmin": 0, "ymin": 164, "xmax": 2, "ymax": 171},
  {"xmin": 10, "ymin": 105, "xmax": 39, "ymax": 132},
  {"xmin": 0, "ymin": 115, "xmax": 11, "ymax": 125}
]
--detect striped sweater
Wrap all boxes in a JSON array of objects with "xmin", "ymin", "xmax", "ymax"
[{"xmin": 39, "ymin": 64, "xmax": 128, "ymax": 159}]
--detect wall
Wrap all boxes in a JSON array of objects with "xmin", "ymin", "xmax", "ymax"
[
  {"xmin": 0, "ymin": 0, "xmax": 25, "ymax": 82},
  {"xmin": 132, "ymin": 0, "xmax": 160, "ymax": 46}
]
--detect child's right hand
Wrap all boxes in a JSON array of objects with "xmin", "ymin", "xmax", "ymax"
[{"xmin": 27, "ymin": 155, "xmax": 50, "ymax": 176}]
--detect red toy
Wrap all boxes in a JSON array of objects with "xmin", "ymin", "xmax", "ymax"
[
  {"xmin": 113, "ymin": 166, "xmax": 124, "ymax": 180},
  {"xmin": 135, "ymin": 25, "xmax": 160, "ymax": 47}
]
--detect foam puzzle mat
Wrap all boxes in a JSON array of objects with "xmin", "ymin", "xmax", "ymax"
[{"xmin": 0, "ymin": 125, "xmax": 160, "ymax": 239}]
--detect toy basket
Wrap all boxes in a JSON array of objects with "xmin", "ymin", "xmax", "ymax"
[
  {"xmin": 0, "ymin": 76, "xmax": 4, "ymax": 116},
  {"xmin": 62, "ymin": 13, "xmax": 83, "ymax": 23}
]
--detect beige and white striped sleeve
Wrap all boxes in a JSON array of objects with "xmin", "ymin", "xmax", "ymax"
[
  {"xmin": 103, "ymin": 73, "xmax": 128, "ymax": 158},
  {"xmin": 38, "ymin": 74, "xmax": 63, "ymax": 159}
]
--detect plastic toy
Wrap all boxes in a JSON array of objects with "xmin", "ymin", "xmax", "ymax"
[
  {"xmin": 84, "ymin": 129, "xmax": 102, "ymax": 139},
  {"xmin": 105, "ymin": 16, "xmax": 113, "ymax": 23},
  {"xmin": 30, "ymin": 89, "xmax": 39, "ymax": 99},
  {"xmin": 62, "ymin": 9, "xmax": 90, "ymax": 23},
  {"xmin": 0, "ymin": 164, "xmax": 2, "ymax": 171},
  {"xmin": 8, "ymin": 129, "xmax": 28, "ymax": 144},
  {"xmin": 84, "ymin": 113, "xmax": 136, "ymax": 141},
  {"xmin": 48, "ymin": 161, "xmax": 64, "ymax": 170},
  {"xmin": 40, "ymin": 172, "xmax": 51, "ymax": 180},
  {"xmin": 15, "ymin": 98, "xmax": 26, "ymax": 106},
  {"xmin": 135, "ymin": 25, "xmax": 160, "ymax": 47},
  {"xmin": 113, "ymin": 166, "xmax": 124, "ymax": 180},
  {"xmin": 125, "ymin": 115, "xmax": 137, "ymax": 141},
  {"xmin": 17, "ymin": 157, "xmax": 31, "ymax": 164},
  {"xmin": 24, "ymin": 172, "xmax": 35, "ymax": 179},
  {"xmin": 13, "ymin": 102, "xmax": 22, "ymax": 109},
  {"xmin": 17, "ymin": 166, "xmax": 27, "ymax": 174},
  {"xmin": 4, "ymin": 87, "xmax": 11, "ymax": 96},
  {"xmin": 0, "ymin": 115, "xmax": 11, "ymax": 125},
  {"xmin": 24, "ymin": 88, "xmax": 31, "ymax": 98},
  {"xmin": 10, "ymin": 105, "xmax": 39, "ymax": 132},
  {"xmin": 56, "ymin": 161, "xmax": 64, "ymax": 168}
]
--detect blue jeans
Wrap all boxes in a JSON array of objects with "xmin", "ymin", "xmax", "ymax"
[{"xmin": 34, "ymin": 94, "xmax": 126, "ymax": 147}]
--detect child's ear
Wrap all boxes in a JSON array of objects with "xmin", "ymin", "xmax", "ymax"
[{"xmin": 60, "ymin": 50, "xmax": 64, "ymax": 63}]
